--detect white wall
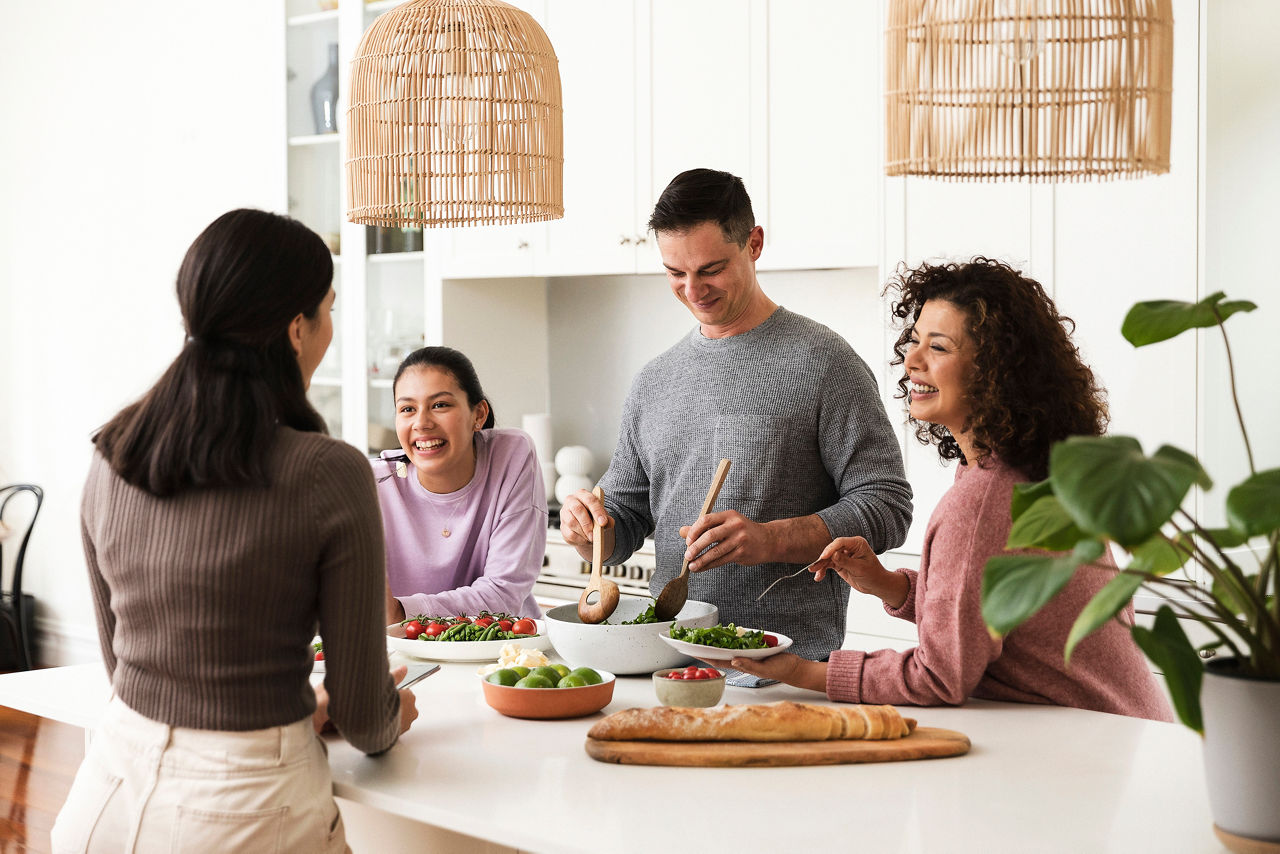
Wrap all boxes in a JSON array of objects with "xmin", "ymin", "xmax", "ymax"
[
  {"xmin": 1199, "ymin": 0, "xmax": 1280, "ymax": 530},
  {"xmin": 0, "ymin": 2, "xmax": 286, "ymax": 663}
]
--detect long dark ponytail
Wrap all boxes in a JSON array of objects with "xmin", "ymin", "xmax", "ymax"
[{"xmin": 94, "ymin": 209, "xmax": 332, "ymax": 496}]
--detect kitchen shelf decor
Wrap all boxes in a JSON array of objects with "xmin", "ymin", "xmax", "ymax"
[
  {"xmin": 345, "ymin": 0, "xmax": 564, "ymax": 227},
  {"xmin": 885, "ymin": 0, "xmax": 1174, "ymax": 182}
]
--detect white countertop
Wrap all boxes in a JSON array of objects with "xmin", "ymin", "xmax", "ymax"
[{"xmin": 0, "ymin": 659, "xmax": 1222, "ymax": 853}]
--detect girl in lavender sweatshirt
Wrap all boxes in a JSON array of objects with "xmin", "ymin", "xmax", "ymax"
[
  {"xmin": 725, "ymin": 259, "xmax": 1172, "ymax": 722},
  {"xmin": 376, "ymin": 347, "xmax": 546, "ymax": 623}
]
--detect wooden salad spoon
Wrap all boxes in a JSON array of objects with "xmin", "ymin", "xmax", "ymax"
[
  {"xmin": 652, "ymin": 458, "xmax": 732, "ymax": 621},
  {"xmin": 577, "ymin": 486, "xmax": 621, "ymax": 624}
]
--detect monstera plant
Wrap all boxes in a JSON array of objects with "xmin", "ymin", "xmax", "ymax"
[{"xmin": 979, "ymin": 292, "xmax": 1279, "ymax": 846}]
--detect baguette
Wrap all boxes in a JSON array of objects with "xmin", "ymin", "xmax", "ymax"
[{"xmin": 587, "ymin": 701, "xmax": 916, "ymax": 742}]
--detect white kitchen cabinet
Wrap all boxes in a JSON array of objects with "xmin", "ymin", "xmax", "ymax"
[
  {"xmin": 760, "ymin": 0, "xmax": 881, "ymax": 271},
  {"xmin": 539, "ymin": 0, "xmax": 647, "ymax": 276}
]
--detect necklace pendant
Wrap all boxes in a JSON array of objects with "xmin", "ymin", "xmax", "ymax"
[{"xmin": 442, "ymin": 528, "xmax": 451, "ymax": 538}]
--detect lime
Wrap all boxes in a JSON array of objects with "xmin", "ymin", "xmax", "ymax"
[
  {"xmin": 568, "ymin": 667, "xmax": 603, "ymax": 685},
  {"xmin": 508, "ymin": 666, "xmax": 531, "ymax": 678},
  {"xmin": 556, "ymin": 674, "xmax": 588, "ymax": 688},
  {"xmin": 529, "ymin": 665, "xmax": 562, "ymax": 685},
  {"xmin": 485, "ymin": 669, "xmax": 521, "ymax": 687},
  {"xmin": 550, "ymin": 663, "xmax": 570, "ymax": 679},
  {"xmin": 515, "ymin": 674, "xmax": 555, "ymax": 689}
]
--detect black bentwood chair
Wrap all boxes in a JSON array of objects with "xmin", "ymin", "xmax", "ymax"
[{"xmin": 0, "ymin": 484, "xmax": 43, "ymax": 671}]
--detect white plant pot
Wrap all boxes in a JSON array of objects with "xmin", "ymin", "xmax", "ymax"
[{"xmin": 1201, "ymin": 657, "xmax": 1280, "ymax": 848}]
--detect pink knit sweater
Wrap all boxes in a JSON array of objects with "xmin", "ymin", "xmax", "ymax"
[{"xmin": 827, "ymin": 459, "xmax": 1173, "ymax": 722}]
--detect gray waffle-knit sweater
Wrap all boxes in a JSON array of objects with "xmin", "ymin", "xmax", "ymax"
[
  {"xmin": 600, "ymin": 307, "xmax": 913, "ymax": 658},
  {"xmin": 80, "ymin": 428, "xmax": 401, "ymax": 754}
]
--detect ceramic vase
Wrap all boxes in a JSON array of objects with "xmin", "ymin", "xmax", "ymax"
[
  {"xmin": 1201, "ymin": 657, "xmax": 1280, "ymax": 849},
  {"xmin": 310, "ymin": 43, "xmax": 340, "ymax": 134}
]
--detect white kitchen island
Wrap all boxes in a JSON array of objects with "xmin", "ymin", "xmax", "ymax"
[{"xmin": 0, "ymin": 659, "xmax": 1221, "ymax": 853}]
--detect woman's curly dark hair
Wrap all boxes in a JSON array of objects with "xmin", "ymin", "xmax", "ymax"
[{"xmin": 885, "ymin": 257, "xmax": 1108, "ymax": 481}]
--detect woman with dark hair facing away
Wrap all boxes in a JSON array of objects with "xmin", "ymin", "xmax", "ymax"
[
  {"xmin": 716, "ymin": 258, "xmax": 1172, "ymax": 721},
  {"xmin": 53, "ymin": 209, "xmax": 418, "ymax": 853},
  {"xmin": 376, "ymin": 346, "xmax": 546, "ymax": 624}
]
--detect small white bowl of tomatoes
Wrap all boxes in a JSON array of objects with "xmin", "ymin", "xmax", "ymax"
[{"xmin": 652, "ymin": 665, "xmax": 726, "ymax": 708}]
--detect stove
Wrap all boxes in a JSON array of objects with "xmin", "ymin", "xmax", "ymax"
[{"xmin": 534, "ymin": 529, "xmax": 656, "ymax": 605}]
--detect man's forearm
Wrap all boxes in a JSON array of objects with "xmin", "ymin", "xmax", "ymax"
[{"xmin": 763, "ymin": 514, "xmax": 832, "ymax": 565}]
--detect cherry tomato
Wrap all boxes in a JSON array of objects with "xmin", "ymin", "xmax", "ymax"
[
  {"xmin": 763, "ymin": 634, "xmax": 779, "ymax": 648},
  {"xmin": 496, "ymin": 619, "xmax": 513, "ymax": 632},
  {"xmin": 665, "ymin": 671, "xmax": 684, "ymax": 679},
  {"xmin": 423, "ymin": 622, "xmax": 448, "ymax": 637},
  {"xmin": 403, "ymin": 620, "xmax": 424, "ymax": 640},
  {"xmin": 698, "ymin": 668, "xmax": 720, "ymax": 680},
  {"xmin": 511, "ymin": 619, "xmax": 537, "ymax": 635},
  {"xmin": 475, "ymin": 616, "xmax": 495, "ymax": 628},
  {"xmin": 454, "ymin": 616, "xmax": 472, "ymax": 625},
  {"xmin": 315, "ymin": 650, "xmax": 325, "ymax": 661},
  {"xmin": 684, "ymin": 665, "xmax": 700, "ymax": 676}
]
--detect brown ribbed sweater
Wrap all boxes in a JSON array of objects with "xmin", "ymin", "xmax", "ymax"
[{"xmin": 80, "ymin": 428, "xmax": 401, "ymax": 754}]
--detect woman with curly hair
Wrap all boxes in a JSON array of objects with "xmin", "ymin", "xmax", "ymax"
[{"xmin": 719, "ymin": 258, "xmax": 1172, "ymax": 720}]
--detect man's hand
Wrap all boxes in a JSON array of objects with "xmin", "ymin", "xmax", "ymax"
[
  {"xmin": 559, "ymin": 488, "xmax": 614, "ymax": 563},
  {"xmin": 812, "ymin": 536, "xmax": 908, "ymax": 609},
  {"xmin": 679, "ymin": 510, "xmax": 773, "ymax": 571}
]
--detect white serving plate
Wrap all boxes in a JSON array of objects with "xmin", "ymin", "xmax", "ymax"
[
  {"xmin": 657, "ymin": 628, "xmax": 792, "ymax": 660},
  {"xmin": 386, "ymin": 621, "xmax": 551, "ymax": 662}
]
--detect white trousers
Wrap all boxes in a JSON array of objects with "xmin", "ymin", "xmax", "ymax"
[{"xmin": 51, "ymin": 696, "xmax": 349, "ymax": 854}]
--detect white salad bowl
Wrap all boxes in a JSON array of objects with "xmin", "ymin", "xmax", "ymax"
[{"xmin": 543, "ymin": 599, "xmax": 718, "ymax": 675}]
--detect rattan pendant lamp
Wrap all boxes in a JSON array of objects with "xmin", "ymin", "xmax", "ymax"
[
  {"xmin": 346, "ymin": 0, "xmax": 563, "ymax": 227},
  {"xmin": 885, "ymin": 0, "xmax": 1174, "ymax": 182}
]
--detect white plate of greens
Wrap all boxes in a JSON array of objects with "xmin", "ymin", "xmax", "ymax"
[{"xmin": 657, "ymin": 625, "xmax": 792, "ymax": 660}]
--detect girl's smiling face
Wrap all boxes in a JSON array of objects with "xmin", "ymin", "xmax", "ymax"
[
  {"xmin": 904, "ymin": 299, "xmax": 977, "ymax": 450},
  {"xmin": 394, "ymin": 365, "xmax": 490, "ymax": 493}
]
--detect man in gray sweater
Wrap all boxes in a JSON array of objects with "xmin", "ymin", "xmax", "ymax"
[{"xmin": 559, "ymin": 169, "xmax": 912, "ymax": 662}]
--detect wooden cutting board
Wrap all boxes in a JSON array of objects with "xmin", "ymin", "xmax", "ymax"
[{"xmin": 584, "ymin": 726, "xmax": 970, "ymax": 768}]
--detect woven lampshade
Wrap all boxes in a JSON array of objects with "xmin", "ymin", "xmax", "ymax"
[
  {"xmin": 346, "ymin": 0, "xmax": 563, "ymax": 227},
  {"xmin": 886, "ymin": 0, "xmax": 1174, "ymax": 182}
]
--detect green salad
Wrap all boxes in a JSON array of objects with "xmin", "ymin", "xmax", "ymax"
[
  {"xmin": 668, "ymin": 624, "xmax": 767, "ymax": 650},
  {"xmin": 604, "ymin": 602, "xmax": 662, "ymax": 626}
]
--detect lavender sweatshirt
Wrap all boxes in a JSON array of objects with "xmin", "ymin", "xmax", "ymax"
[
  {"xmin": 376, "ymin": 428, "xmax": 546, "ymax": 619},
  {"xmin": 827, "ymin": 458, "xmax": 1173, "ymax": 722}
]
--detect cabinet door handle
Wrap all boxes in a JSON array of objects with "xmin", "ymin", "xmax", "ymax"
[
  {"xmin": 634, "ymin": 234, "xmax": 647, "ymax": 246},
  {"xmin": 619, "ymin": 234, "xmax": 632, "ymax": 245},
  {"xmin": 517, "ymin": 240, "xmax": 529, "ymax": 250}
]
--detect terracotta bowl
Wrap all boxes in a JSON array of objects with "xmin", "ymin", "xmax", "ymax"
[
  {"xmin": 480, "ymin": 670, "xmax": 617, "ymax": 720},
  {"xmin": 653, "ymin": 667, "xmax": 726, "ymax": 707}
]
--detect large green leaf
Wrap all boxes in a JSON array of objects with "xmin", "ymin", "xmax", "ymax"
[
  {"xmin": 1211, "ymin": 573, "xmax": 1262, "ymax": 618},
  {"xmin": 1049, "ymin": 437, "xmax": 1206, "ymax": 548},
  {"xmin": 1010, "ymin": 479, "xmax": 1054, "ymax": 523},
  {"xmin": 1127, "ymin": 533, "xmax": 1191, "ymax": 576},
  {"xmin": 1131, "ymin": 606, "xmax": 1204, "ymax": 733},
  {"xmin": 1065, "ymin": 572, "xmax": 1145, "ymax": 662},
  {"xmin": 982, "ymin": 540, "xmax": 1105, "ymax": 638},
  {"xmin": 1121, "ymin": 291, "xmax": 1257, "ymax": 347},
  {"xmin": 1226, "ymin": 469, "xmax": 1280, "ymax": 537},
  {"xmin": 1196, "ymin": 527, "xmax": 1249, "ymax": 549},
  {"xmin": 1007, "ymin": 495, "xmax": 1087, "ymax": 551}
]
